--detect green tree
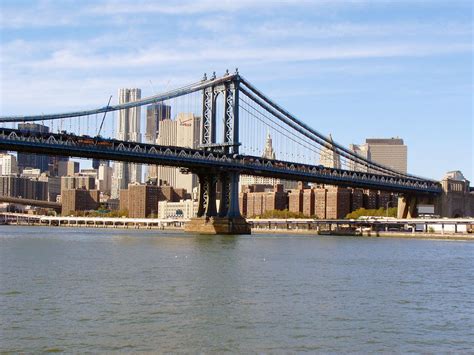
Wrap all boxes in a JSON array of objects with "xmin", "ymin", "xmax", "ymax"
[
  {"xmin": 345, "ymin": 207, "xmax": 397, "ymax": 219},
  {"xmin": 256, "ymin": 209, "xmax": 316, "ymax": 219}
]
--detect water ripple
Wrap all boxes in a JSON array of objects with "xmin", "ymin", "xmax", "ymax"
[{"xmin": 1, "ymin": 226, "xmax": 473, "ymax": 353}]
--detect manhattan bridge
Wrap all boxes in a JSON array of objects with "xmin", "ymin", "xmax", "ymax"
[{"xmin": 0, "ymin": 70, "xmax": 441, "ymax": 232}]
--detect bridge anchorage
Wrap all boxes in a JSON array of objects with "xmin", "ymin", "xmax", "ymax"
[{"xmin": 0, "ymin": 70, "xmax": 443, "ymax": 234}]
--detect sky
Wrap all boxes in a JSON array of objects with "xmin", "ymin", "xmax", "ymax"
[{"xmin": 0, "ymin": 0, "xmax": 472, "ymax": 181}]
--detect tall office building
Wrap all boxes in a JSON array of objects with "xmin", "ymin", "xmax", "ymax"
[
  {"xmin": 49, "ymin": 156, "xmax": 69, "ymax": 177},
  {"xmin": 17, "ymin": 123, "xmax": 50, "ymax": 172},
  {"xmin": 111, "ymin": 88, "xmax": 142, "ymax": 198},
  {"xmin": 0, "ymin": 153, "xmax": 19, "ymax": 175},
  {"xmin": 146, "ymin": 103, "xmax": 171, "ymax": 181},
  {"xmin": 319, "ymin": 134, "xmax": 341, "ymax": 169},
  {"xmin": 145, "ymin": 103, "xmax": 171, "ymax": 144},
  {"xmin": 98, "ymin": 163, "xmax": 113, "ymax": 196},
  {"xmin": 154, "ymin": 113, "xmax": 200, "ymax": 193},
  {"xmin": 349, "ymin": 138, "xmax": 407, "ymax": 174}
]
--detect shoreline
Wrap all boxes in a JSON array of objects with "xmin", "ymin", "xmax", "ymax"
[
  {"xmin": 2, "ymin": 222, "xmax": 473, "ymax": 241},
  {"xmin": 252, "ymin": 228, "xmax": 474, "ymax": 241}
]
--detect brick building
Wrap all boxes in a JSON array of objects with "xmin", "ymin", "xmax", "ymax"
[
  {"xmin": 61, "ymin": 189, "xmax": 100, "ymax": 216},
  {"xmin": 128, "ymin": 184, "xmax": 161, "ymax": 218},
  {"xmin": 238, "ymin": 181, "xmax": 398, "ymax": 219},
  {"xmin": 119, "ymin": 184, "xmax": 191, "ymax": 218},
  {"xmin": 350, "ymin": 188, "xmax": 364, "ymax": 211},
  {"xmin": 363, "ymin": 190, "xmax": 378, "ymax": 209},
  {"xmin": 0, "ymin": 175, "xmax": 48, "ymax": 201},
  {"xmin": 302, "ymin": 189, "xmax": 315, "ymax": 216},
  {"xmin": 288, "ymin": 189, "xmax": 303, "ymax": 214},
  {"xmin": 325, "ymin": 186, "xmax": 351, "ymax": 219},
  {"xmin": 239, "ymin": 184, "xmax": 287, "ymax": 217},
  {"xmin": 314, "ymin": 188, "xmax": 327, "ymax": 219}
]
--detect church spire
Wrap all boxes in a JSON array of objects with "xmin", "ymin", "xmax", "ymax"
[{"xmin": 262, "ymin": 132, "xmax": 276, "ymax": 160}]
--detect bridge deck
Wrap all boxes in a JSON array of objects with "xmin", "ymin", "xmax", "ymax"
[{"xmin": 0, "ymin": 128, "xmax": 441, "ymax": 195}]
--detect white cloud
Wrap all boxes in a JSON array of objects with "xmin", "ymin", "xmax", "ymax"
[
  {"xmin": 87, "ymin": 0, "xmax": 313, "ymax": 16},
  {"xmin": 4, "ymin": 40, "xmax": 470, "ymax": 72},
  {"xmin": 255, "ymin": 21, "xmax": 472, "ymax": 39}
]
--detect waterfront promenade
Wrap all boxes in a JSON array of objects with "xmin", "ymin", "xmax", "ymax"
[
  {"xmin": 1, "ymin": 212, "xmax": 473, "ymax": 240},
  {"xmin": 0, "ymin": 213, "xmax": 186, "ymax": 229}
]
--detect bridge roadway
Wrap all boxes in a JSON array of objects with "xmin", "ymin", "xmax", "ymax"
[
  {"xmin": 0, "ymin": 128, "xmax": 441, "ymax": 195},
  {"xmin": 0, "ymin": 196, "xmax": 61, "ymax": 210}
]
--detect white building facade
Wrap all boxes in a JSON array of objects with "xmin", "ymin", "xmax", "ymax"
[
  {"xmin": 111, "ymin": 88, "xmax": 142, "ymax": 198},
  {"xmin": 153, "ymin": 113, "xmax": 200, "ymax": 193},
  {"xmin": 0, "ymin": 153, "xmax": 19, "ymax": 175}
]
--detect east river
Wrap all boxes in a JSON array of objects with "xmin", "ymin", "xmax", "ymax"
[{"xmin": 1, "ymin": 226, "xmax": 473, "ymax": 353}]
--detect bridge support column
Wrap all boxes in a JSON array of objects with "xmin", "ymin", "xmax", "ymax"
[
  {"xmin": 185, "ymin": 170, "xmax": 250, "ymax": 235},
  {"xmin": 398, "ymin": 194, "xmax": 439, "ymax": 219},
  {"xmin": 196, "ymin": 173, "xmax": 218, "ymax": 218},
  {"xmin": 397, "ymin": 195, "xmax": 418, "ymax": 219}
]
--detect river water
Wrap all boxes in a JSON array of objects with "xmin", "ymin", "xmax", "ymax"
[{"xmin": 1, "ymin": 226, "xmax": 473, "ymax": 353}]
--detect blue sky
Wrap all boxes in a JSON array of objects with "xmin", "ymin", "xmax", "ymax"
[{"xmin": 0, "ymin": 0, "xmax": 472, "ymax": 180}]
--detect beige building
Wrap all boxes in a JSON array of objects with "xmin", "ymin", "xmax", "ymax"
[
  {"xmin": 319, "ymin": 134, "xmax": 341, "ymax": 169},
  {"xmin": 349, "ymin": 138, "xmax": 407, "ymax": 174},
  {"xmin": 0, "ymin": 153, "xmax": 19, "ymax": 175},
  {"xmin": 111, "ymin": 88, "xmax": 142, "ymax": 198},
  {"xmin": 61, "ymin": 175, "xmax": 96, "ymax": 192},
  {"xmin": 158, "ymin": 199, "xmax": 199, "ymax": 219},
  {"xmin": 98, "ymin": 163, "xmax": 113, "ymax": 196},
  {"xmin": 151, "ymin": 113, "xmax": 200, "ymax": 192}
]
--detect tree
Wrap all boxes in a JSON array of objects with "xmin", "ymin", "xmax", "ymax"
[{"xmin": 345, "ymin": 207, "xmax": 397, "ymax": 219}]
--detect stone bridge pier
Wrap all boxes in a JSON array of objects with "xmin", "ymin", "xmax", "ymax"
[
  {"xmin": 397, "ymin": 194, "xmax": 436, "ymax": 218},
  {"xmin": 184, "ymin": 169, "xmax": 251, "ymax": 234}
]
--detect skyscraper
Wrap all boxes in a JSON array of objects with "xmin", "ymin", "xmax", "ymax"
[
  {"xmin": 319, "ymin": 134, "xmax": 341, "ymax": 169},
  {"xmin": 0, "ymin": 153, "xmax": 18, "ymax": 175},
  {"xmin": 111, "ymin": 88, "xmax": 142, "ymax": 198},
  {"xmin": 145, "ymin": 103, "xmax": 171, "ymax": 144},
  {"xmin": 17, "ymin": 123, "xmax": 50, "ymax": 172},
  {"xmin": 349, "ymin": 138, "xmax": 407, "ymax": 174},
  {"xmin": 146, "ymin": 103, "xmax": 171, "ymax": 181},
  {"xmin": 154, "ymin": 113, "xmax": 200, "ymax": 193}
]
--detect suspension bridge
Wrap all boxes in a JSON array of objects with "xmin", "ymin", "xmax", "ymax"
[{"xmin": 0, "ymin": 70, "xmax": 441, "ymax": 233}]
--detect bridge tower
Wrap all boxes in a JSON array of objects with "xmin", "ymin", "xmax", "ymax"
[{"xmin": 185, "ymin": 71, "xmax": 250, "ymax": 234}]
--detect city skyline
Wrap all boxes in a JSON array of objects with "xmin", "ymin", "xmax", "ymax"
[{"xmin": 0, "ymin": 0, "xmax": 472, "ymax": 181}]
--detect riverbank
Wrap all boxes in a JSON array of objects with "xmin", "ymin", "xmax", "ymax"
[
  {"xmin": 3, "ymin": 222, "xmax": 473, "ymax": 241},
  {"xmin": 251, "ymin": 228, "xmax": 474, "ymax": 241},
  {"xmin": 2, "ymin": 213, "xmax": 473, "ymax": 240}
]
